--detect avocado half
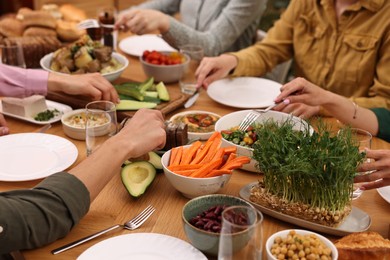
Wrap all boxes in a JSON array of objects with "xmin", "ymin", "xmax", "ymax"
[{"xmin": 121, "ymin": 161, "xmax": 156, "ymax": 197}]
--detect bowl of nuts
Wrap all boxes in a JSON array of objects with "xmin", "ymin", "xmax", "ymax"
[
  {"xmin": 182, "ymin": 194, "xmax": 255, "ymax": 256},
  {"xmin": 266, "ymin": 229, "xmax": 338, "ymax": 260}
]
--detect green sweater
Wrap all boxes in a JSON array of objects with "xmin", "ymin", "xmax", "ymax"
[
  {"xmin": 372, "ymin": 108, "xmax": 390, "ymax": 142},
  {"xmin": 0, "ymin": 172, "xmax": 90, "ymax": 256}
]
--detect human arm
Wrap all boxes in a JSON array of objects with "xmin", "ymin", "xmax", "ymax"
[
  {"xmin": 0, "ymin": 109, "xmax": 166, "ymax": 253},
  {"xmin": 274, "ymin": 77, "xmax": 380, "ymax": 134},
  {"xmin": 355, "ymin": 149, "xmax": 390, "ymax": 190},
  {"xmin": 0, "ymin": 114, "xmax": 9, "ymax": 136}
]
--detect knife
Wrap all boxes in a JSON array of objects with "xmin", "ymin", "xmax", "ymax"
[{"xmin": 184, "ymin": 92, "xmax": 200, "ymax": 108}]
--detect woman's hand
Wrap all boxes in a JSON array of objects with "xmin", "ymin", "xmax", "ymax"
[
  {"xmin": 195, "ymin": 54, "xmax": 238, "ymax": 88},
  {"xmin": 0, "ymin": 114, "xmax": 9, "ymax": 136},
  {"xmin": 355, "ymin": 149, "xmax": 390, "ymax": 190},
  {"xmin": 48, "ymin": 73, "xmax": 119, "ymax": 104},
  {"xmin": 273, "ymin": 102, "xmax": 320, "ymax": 119},
  {"xmin": 115, "ymin": 9, "xmax": 170, "ymax": 34}
]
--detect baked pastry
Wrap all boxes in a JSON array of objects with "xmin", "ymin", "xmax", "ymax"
[
  {"xmin": 56, "ymin": 20, "xmax": 84, "ymax": 42},
  {"xmin": 0, "ymin": 17, "xmax": 24, "ymax": 37},
  {"xmin": 22, "ymin": 11, "xmax": 57, "ymax": 29},
  {"xmin": 59, "ymin": 4, "xmax": 87, "ymax": 22},
  {"xmin": 335, "ymin": 231, "xmax": 390, "ymax": 260},
  {"xmin": 23, "ymin": 27, "xmax": 57, "ymax": 37}
]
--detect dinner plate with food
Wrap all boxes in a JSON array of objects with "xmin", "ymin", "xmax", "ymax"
[{"xmin": 0, "ymin": 95, "xmax": 72, "ymax": 125}]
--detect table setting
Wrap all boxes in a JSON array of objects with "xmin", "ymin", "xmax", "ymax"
[{"xmin": 0, "ymin": 30, "xmax": 389, "ymax": 259}]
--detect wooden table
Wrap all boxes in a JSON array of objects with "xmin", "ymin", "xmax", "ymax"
[{"xmin": 1, "ymin": 47, "xmax": 390, "ymax": 260}]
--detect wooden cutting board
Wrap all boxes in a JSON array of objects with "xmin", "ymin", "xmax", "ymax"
[{"xmin": 46, "ymin": 82, "xmax": 190, "ymax": 121}]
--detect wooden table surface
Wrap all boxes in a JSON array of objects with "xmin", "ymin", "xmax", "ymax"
[{"xmin": 1, "ymin": 38, "xmax": 390, "ymax": 259}]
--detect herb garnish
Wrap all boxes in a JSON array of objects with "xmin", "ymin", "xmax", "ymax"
[
  {"xmin": 252, "ymin": 119, "xmax": 364, "ymax": 212},
  {"xmin": 34, "ymin": 109, "xmax": 60, "ymax": 121}
]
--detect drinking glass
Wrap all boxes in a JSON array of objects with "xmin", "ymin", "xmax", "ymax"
[
  {"xmin": 350, "ymin": 128, "xmax": 373, "ymax": 199},
  {"xmin": 218, "ymin": 206, "xmax": 263, "ymax": 260},
  {"xmin": 0, "ymin": 44, "xmax": 26, "ymax": 68},
  {"xmin": 179, "ymin": 45, "xmax": 204, "ymax": 95},
  {"xmin": 85, "ymin": 101, "xmax": 117, "ymax": 156}
]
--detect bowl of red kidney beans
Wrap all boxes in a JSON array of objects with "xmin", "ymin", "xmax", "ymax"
[{"xmin": 182, "ymin": 194, "xmax": 255, "ymax": 257}]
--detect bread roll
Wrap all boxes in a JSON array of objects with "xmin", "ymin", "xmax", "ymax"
[
  {"xmin": 56, "ymin": 20, "xmax": 85, "ymax": 42},
  {"xmin": 335, "ymin": 231, "xmax": 390, "ymax": 260},
  {"xmin": 23, "ymin": 27, "xmax": 57, "ymax": 37},
  {"xmin": 59, "ymin": 4, "xmax": 87, "ymax": 22},
  {"xmin": 16, "ymin": 7, "xmax": 33, "ymax": 20},
  {"xmin": 41, "ymin": 4, "xmax": 63, "ymax": 20},
  {"xmin": 22, "ymin": 11, "xmax": 57, "ymax": 29},
  {"xmin": 0, "ymin": 17, "xmax": 24, "ymax": 37}
]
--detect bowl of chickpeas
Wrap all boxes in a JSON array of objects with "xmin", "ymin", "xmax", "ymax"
[{"xmin": 266, "ymin": 229, "xmax": 338, "ymax": 260}]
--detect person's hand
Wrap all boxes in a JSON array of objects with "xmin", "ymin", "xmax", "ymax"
[
  {"xmin": 355, "ymin": 149, "xmax": 390, "ymax": 190},
  {"xmin": 47, "ymin": 73, "xmax": 119, "ymax": 104},
  {"xmin": 274, "ymin": 77, "xmax": 331, "ymax": 106},
  {"xmin": 195, "ymin": 54, "xmax": 238, "ymax": 88},
  {"xmin": 273, "ymin": 102, "xmax": 320, "ymax": 119},
  {"xmin": 0, "ymin": 114, "xmax": 9, "ymax": 136},
  {"xmin": 115, "ymin": 9, "xmax": 170, "ymax": 34},
  {"xmin": 117, "ymin": 109, "xmax": 166, "ymax": 159}
]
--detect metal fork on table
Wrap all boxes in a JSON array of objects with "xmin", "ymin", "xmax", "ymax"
[
  {"xmin": 238, "ymin": 103, "xmax": 279, "ymax": 131},
  {"xmin": 51, "ymin": 205, "xmax": 155, "ymax": 254}
]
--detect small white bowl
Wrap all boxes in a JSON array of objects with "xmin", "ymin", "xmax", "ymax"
[
  {"xmin": 161, "ymin": 145, "xmax": 231, "ymax": 198},
  {"xmin": 40, "ymin": 52, "xmax": 129, "ymax": 82},
  {"xmin": 61, "ymin": 109, "xmax": 110, "ymax": 140},
  {"xmin": 266, "ymin": 229, "xmax": 338, "ymax": 260},
  {"xmin": 139, "ymin": 52, "xmax": 189, "ymax": 83},
  {"xmin": 215, "ymin": 110, "xmax": 312, "ymax": 172},
  {"xmin": 170, "ymin": 110, "xmax": 221, "ymax": 141}
]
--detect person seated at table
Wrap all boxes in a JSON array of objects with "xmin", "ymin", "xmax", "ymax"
[
  {"xmin": 0, "ymin": 109, "xmax": 166, "ymax": 256},
  {"xmin": 196, "ymin": 0, "xmax": 390, "ymax": 118},
  {"xmin": 115, "ymin": 0, "xmax": 267, "ymax": 56},
  {"xmin": 275, "ymin": 77, "xmax": 390, "ymax": 190},
  {"xmin": 0, "ymin": 63, "xmax": 119, "ymax": 136}
]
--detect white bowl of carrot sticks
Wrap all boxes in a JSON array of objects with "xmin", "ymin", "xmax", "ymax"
[{"xmin": 161, "ymin": 131, "xmax": 251, "ymax": 198}]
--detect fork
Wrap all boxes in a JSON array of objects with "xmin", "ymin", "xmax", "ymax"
[
  {"xmin": 238, "ymin": 103, "xmax": 279, "ymax": 131},
  {"xmin": 51, "ymin": 205, "xmax": 155, "ymax": 254}
]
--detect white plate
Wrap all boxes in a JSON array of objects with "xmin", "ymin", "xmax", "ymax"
[
  {"xmin": 77, "ymin": 233, "xmax": 207, "ymax": 260},
  {"xmin": 0, "ymin": 133, "xmax": 78, "ymax": 181},
  {"xmin": 207, "ymin": 77, "xmax": 281, "ymax": 108},
  {"xmin": 0, "ymin": 99, "xmax": 72, "ymax": 125},
  {"xmin": 377, "ymin": 186, "xmax": 390, "ymax": 204},
  {"xmin": 240, "ymin": 182, "xmax": 371, "ymax": 236},
  {"xmin": 119, "ymin": 34, "xmax": 176, "ymax": 57}
]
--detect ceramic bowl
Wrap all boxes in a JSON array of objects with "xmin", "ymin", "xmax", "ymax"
[
  {"xmin": 139, "ymin": 52, "xmax": 189, "ymax": 83},
  {"xmin": 40, "ymin": 52, "xmax": 129, "ymax": 82},
  {"xmin": 61, "ymin": 109, "xmax": 110, "ymax": 140},
  {"xmin": 182, "ymin": 194, "xmax": 255, "ymax": 257},
  {"xmin": 214, "ymin": 110, "xmax": 312, "ymax": 172},
  {"xmin": 169, "ymin": 110, "xmax": 221, "ymax": 141},
  {"xmin": 161, "ymin": 145, "xmax": 231, "ymax": 199},
  {"xmin": 266, "ymin": 229, "xmax": 338, "ymax": 260}
]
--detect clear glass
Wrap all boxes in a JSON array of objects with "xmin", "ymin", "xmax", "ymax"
[
  {"xmin": 85, "ymin": 101, "xmax": 117, "ymax": 156},
  {"xmin": 179, "ymin": 45, "xmax": 204, "ymax": 95},
  {"xmin": 0, "ymin": 44, "xmax": 26, "ymax": 68},
  {"xmin": 349, "ymin": 128, "xmax": 373, "ymax": 199},
  {"xmin": 218, "ymin": 206, "xmax": 263, "ymax": 260}
]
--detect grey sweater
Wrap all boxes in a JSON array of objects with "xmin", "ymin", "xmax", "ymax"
[{"xmin": 126, "ymin": 0, "xmax": 267, "ymax": 56}]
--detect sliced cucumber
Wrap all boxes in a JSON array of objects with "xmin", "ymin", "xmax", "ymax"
[
  {"xmin": 156, "ymin": 81, "xmax": 170, "ymax": 101},
  {"xmin": 116, "ymin": 100, "xmax": 157, "ymax": 110}
]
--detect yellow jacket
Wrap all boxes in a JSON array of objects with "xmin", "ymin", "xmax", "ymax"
[{"xmin": 232, "ymin": 0, "xmax": 390, "ymax": 109}]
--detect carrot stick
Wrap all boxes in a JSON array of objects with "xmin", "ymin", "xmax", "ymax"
[
  {"xmin": 212, "ymin": 147, "xmax": 225, "ymax": 161},
  {"xmin": 221, "ymin": 156, "xmax": 250, "ymax": 170},
  {"xmin": 171, "ymin": 146, "xmax": 183, "ymax": 166},
  {"xmin": 169, "ymin": 147, "xmax": 179, "ymax": 166},
  {"xmin": 201, "ymin": 135, "xmax": 222, "ymax": 163},
  {"xmin": 190, "ymin": 141, "xmax": 213, "ymax": 164},
  {"xmin": 223, "ymin": 146, "xmax": 237, "ymax": 155},
  {"xmin": 168, "ymin": 164, "xmax": 202, "ymax": 171},
  {"xmin": 180, "ymin": 141, "xmax": 202, "ymax": 165},
  {"xmin": 204, "ymin": 169, "xmax": 232, "ymax": 177},
  {"xmin": 208, "ymin": 131, "xmax": 221, "ymax": 142},
  {"xmin": 189, "ymin": 158, "xmax": 223, "ymax": 178},
  {"xmin": 174, "ymin": 170, "xmax": 195, "ymax": 176}
]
